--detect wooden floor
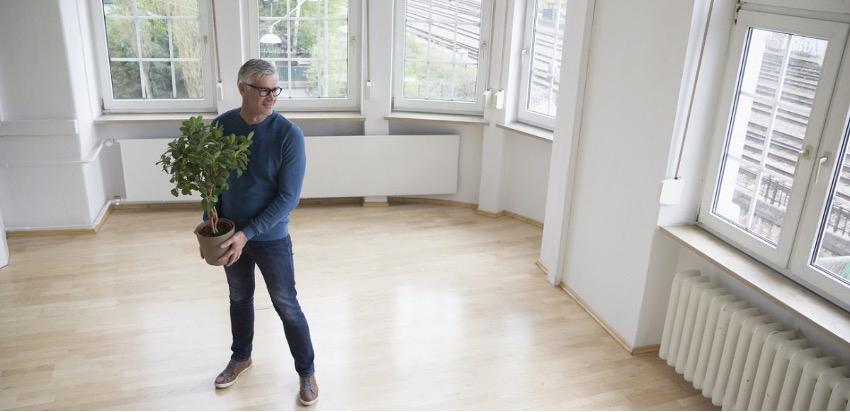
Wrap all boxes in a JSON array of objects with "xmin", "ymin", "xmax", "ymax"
[{"xmin": 0, "ymin": 203, "xmax": 716, "ymax": 410}]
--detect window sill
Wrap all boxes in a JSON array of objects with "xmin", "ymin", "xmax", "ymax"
[
  {"xmin": 385, "ymin": 112, "xmax": 488, "ymax": 125},
  {"xmin": 94, "ymin": 113, "xmax": 218, "ymax": 124},
  {"xmin": 660, "ymin": 224, "xmax": 850, "ymax": 347},
  {"xmin": 496, "ymin": 122, "xmax": 553, "ymax": 141},
  {"xmin": 94, "ymin": 112, "xmax": 366, "ymax": 124},
  {"xmin": 280, "ymin": 112, "xmax": 366, "ymax": 121}
]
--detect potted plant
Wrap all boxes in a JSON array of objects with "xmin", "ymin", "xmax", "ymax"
[{"xmin": 157, "ymin": 116, "xmax": 253, "ymax": 265}]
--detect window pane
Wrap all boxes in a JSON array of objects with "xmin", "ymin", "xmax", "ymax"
[
  {"xmin": 110, "ymin": 61, "xmax": 143, "ymax": 99},
  {"xmin": 292, "ymin": 20, "xmax": 322, "ymax": 58},
  {"xmin": 143, "ymin": 61, "xmax": 174, "ymax": 98},
  {"xmin": 403, "ymin": 60, "xmax": 426, "ymax": 97},
  {"xmin": 428, "ymin": 63, "xmax": 454, "ymax": 100},
  {"xmin": 402, "ymin": 0, "xmax": 481, "ymax": 102},
  {"xmin": 326, "ymin": 60, "xmax": 348, "ymax": 97},
  {"xmin": 274, "ymin": 62, "xmax": 291, "ymax": 96},
  {"xmin": 405, "ymin": 21, "xmax": 430, "ymax": 59},
  {"xmin": 170, "ymin": 0, "xmax": 198, "ymax": 16},
  {"xmin": 171, "ymin": 20, "xmax": 200, "ymax": 58},
  {"xmin": 526, "ymin": 0, "xmax": 567, "ymax": 117},
  {"xmin": 456, "ymin": 24, "xmax": 480, "ymax": 64},
  {"xmin": 293, "ymin": 0, "xmax": 326, "ymax": 18},
  {"xmin": 259, "ymin": 19, "xmax": 288, "ymax": 58},
  {"xmin": 289, "ymin": 61, "xmax": 312, "ymax": 97},
  {"xmin": 713, "ymin": 29, "xmax": 827, "ymax": 245},
  {"xmin": 259, "ymin": 0, "xmax": 349, "ymax": 100},
  {"xmin": 175, "ymin": 61, "xmax": 203, "ymax": 98},
  {"xmin": 528, "ymin": 52, "xmax": 556, "ymax": 115},
  {"xmin": 455, "ymin": 63, "xmax": 478, "ymax": 101},
  {"xmin": 136, "ymin": 0, "xmax": 167, "ymax": 16},
  {"xmin": 105, "ymin": 18, "xmax": 138, "ymax": 58},
  {"xmin": 326, "ymin": 0, "xmax": 348, "ymax": 19},
  {"xmin": 812, "ymin": 115, "xmax": 850, "ymax": 286},
  {"xmin": 103, "ymin": 0, "xmax": 133, "ymax": 17},
  {"xmin": 258, "ymin": 0, "xmax": 286, "ymax": 17},
  {"xmin": 141, "ymin": 19, "xmax": 170, "ymax": 58}
]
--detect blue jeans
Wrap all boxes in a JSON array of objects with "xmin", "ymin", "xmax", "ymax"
[{"xmin": 224, "ymin": 235, "xmax": 315, "ymax": 377}]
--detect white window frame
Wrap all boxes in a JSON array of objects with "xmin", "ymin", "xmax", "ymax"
[
  {"xmin": 91, "ymin": 0, "xmax": 218, "ymax": 113},
  {"xmin": 247, "ymin": 0, "xmax": 361, "ymax": 112},
  {"xmin": 391, "ymin": 0, "xmax": 492, "ymax": 115},
  {"xmin": 699, "ymin": 9, "xmax": 850, "ymax": 309},
  {"xmin": 516, "ymin": 0, "xmax": 565, "ymax": 130}
]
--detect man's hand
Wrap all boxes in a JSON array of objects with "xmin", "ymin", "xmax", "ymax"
[{"xmin": 218, "ymin": 231, "xmax": 248, "ymax": 267}]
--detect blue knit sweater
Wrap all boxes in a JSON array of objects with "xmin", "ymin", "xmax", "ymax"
[{"xmin": 211, "ymin": 109, "xmax": 306, "ymax": 241}]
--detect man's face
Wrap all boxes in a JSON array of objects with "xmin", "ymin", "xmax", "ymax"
[{"xmin": 239, "ymin": 74, "xmax": 279, "ymax": 117}]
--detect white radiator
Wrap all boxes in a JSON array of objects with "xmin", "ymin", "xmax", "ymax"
[
  {"xmin": 118, "ymin": 135, "xmax": 460, "ymax": 202},
  {"xmin": 660, "ymin": 271, "xmax": 850, "ymax": 410}
]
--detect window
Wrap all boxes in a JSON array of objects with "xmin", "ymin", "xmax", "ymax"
[
  {"xmin": 392, "ymin": 0, "xmax": 492, "ymax": 114},
  {"xmin": 517, "ymin": 0, "xmax": 568, "ymax": 129},
  {"xmin": 93, "ymin": 0, "xmax": 217, "ymax": 112},
  {"xmin": 249, "ymin": 0, "xmax": 360, "ymax": 111},
  {"xmin": 700, "ymin": 10, "xmax": 850, "ymax": 308}
]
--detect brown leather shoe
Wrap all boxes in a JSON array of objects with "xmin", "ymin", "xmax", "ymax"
[
  {"xmin": 214, "ymin": 359, "xmax": 252, "ymax": 389},
  {"xmin": 299, "ymin": 375, "xmax": 318, "ymax": 406}
]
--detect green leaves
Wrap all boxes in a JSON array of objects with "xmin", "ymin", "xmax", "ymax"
[{"xmin": 156, "ymin": 116, "xmax": 254, "ymax": 218}]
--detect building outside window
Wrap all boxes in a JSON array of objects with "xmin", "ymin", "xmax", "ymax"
[{"xmin": 393, "ymin": 0, "xmax": 492, "ymax": 114}]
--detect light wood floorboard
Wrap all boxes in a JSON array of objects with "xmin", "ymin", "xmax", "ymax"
[{"xmin": 0, "ymin": 204, "xmax": 715, "ymax": 410}]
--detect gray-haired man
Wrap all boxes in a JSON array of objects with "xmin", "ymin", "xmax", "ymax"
[{"xmin": 210, "ymin": 59, "xmax": 317, "ymax": 406}]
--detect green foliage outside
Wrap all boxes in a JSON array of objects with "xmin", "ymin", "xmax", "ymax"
[
  {"xmin": 103, "ymin": 0, "xmax": 203, "ymax": 99},
  {"xmin": 157, "ymin": 117, "xmax": 253, "ymax": 235}
]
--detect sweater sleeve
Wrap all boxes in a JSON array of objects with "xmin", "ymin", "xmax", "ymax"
[{"xmin": 241, "ymin": 125, "xmax": 306, "ymax": 240}]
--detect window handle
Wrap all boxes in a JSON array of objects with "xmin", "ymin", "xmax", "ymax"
[{"xmin": 816, "ymin": 153, "xmax": 830, "ymax": 184}]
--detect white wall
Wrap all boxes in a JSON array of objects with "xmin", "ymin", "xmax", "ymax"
[
  {"xmin": 0, "ymin": 1, "xmax": 74, "ymax": 120},
  {"xmin": 0, "ymin": 0, "xmax": 103, "ymax": 230},
  {"xmin": 539, "ymin": 0, "xmax": 596, "ymax": 277},
  {"xmin": 547, "ymin": 0, "xmax": 697, "ymax": 348},
  {"xmin": 501, "ymin": 132, "xmax": 551, "ymax": 223},
  {"xmin": 635, "ymin": 0, "xmax": 738, "ymax": 347}
]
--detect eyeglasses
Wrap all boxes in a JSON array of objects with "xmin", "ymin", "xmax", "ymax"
[{"xmin": 244, "ymin": 83, "xmax": 283, "ymax": 97}]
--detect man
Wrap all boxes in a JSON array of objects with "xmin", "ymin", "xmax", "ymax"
[{"xmin": 210, "ymin": 59, "xmax": 317, "ymax": 406}]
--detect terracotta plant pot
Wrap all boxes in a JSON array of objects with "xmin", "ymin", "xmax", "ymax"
[{"xmin": 194, "ymin": 219, "xmax": 235, "ymax": 266}]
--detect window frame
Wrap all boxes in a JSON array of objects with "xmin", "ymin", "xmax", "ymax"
[
  {"xmin": 91, "ymin": 0, "xmax": 218, "ymax": 113},
  {"xmin": 789, "ymin": 42, "xmax": 850, "ymax": 308},
  {"xmin": 516, "ymin": 0, "xmax": 566, "ymax": 130},
  {"xmin": 247, "ymin": 0, "xmax": 361, "ymax": 112},
  {"xmin": 391, "ymin": 0, "xmax": 493, "ymax": 115},
  {"xmin": 699, "ymin": 9, "xmax": 850, "ymax": 309}
]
